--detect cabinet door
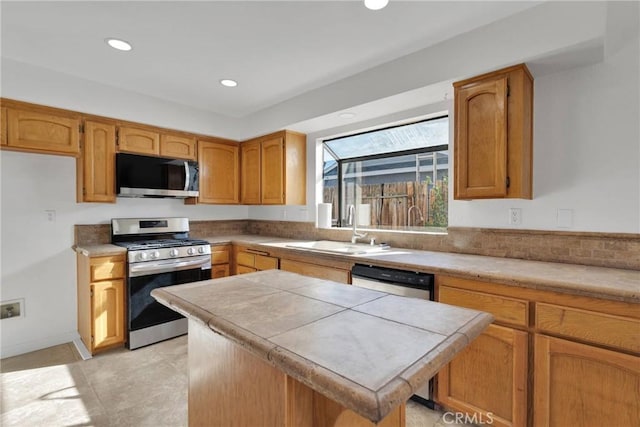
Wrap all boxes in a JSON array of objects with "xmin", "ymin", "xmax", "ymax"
[
  {"xmin": 160, "ymin": 133, "xmax": 196, "ymax": 160},
  {"xmin": 534, "ymin": 335, "xmax": 640, "ymax": 427},
  {"xmin": 6, "ymin": 108, "xmax": 80, "ymax": 155},
  {"xmin": 279, "ymin": 259, "xmax": 350, "ymax": 284},
  {"xmin": 454, "ymin": 76, "xmax": 508, "ymax": 199},
  {"xmin": 211, "ymin": 245, "xmax": 231, "ymax": 265},
  {"xmin": 212, "ymin": 264, "xmax": 230, "ymax": 278},
  {"xmin": 1, "ymin": 107, "xmax": 7, "ymax": 146},
  {"xmin": 261, "ymin": 136, "xmax": 285, "ymax": 204},
  {"xmin": 240, "ymin": 140, "xmax": 261, "ymax": 204},
  {"xmin": 437, "ymin": 324, "xmax": 528, "ymax": 427},
  {"xmin": 118, "ymin": 126, "xmax": 160, "ymax": 155},
  {"xmin": 91, "ymin": 280, "xmax": 125, "ymax": 352},
  {"xmin": 199, "ymin": 141, "xmax": 239, "ymax": 204},
  {"xmin": 81, "ymin": 121, "xmax": 116, "ymax": 203}
]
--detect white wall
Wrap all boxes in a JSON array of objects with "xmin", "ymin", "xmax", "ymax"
[
  {"xmin": 304, "ymin": 3, "xmax": 639, "ymax": 234},
  {"xmin": 1, "ymin": 59, "xmax": 243, "ymax": 141},
  {"xmin": 0, "ymin": 150, "xmax": 247, "ymax": 358},
  {"xmin": 449, "ymin": 2, "xmax": 639, "ymax": 233}
]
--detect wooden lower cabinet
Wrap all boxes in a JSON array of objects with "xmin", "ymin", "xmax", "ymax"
[
  {"xmin": 279, "ymin": 258, "xmax": 350, "ymax": 284},
  {"xmin": 233, "ymin": 246, "xmax": 279, "ymax": 275},
  {"xmin": 210, "ymin": 244, "xmax": 231, "ymax": 278},
  {"xmin": 533, "ymin": 335, "xmax": 640, "ymax": 427},
  {"xmin": 437, "ymin": 324, "xmax": 528, "ymax": 427},
  {"xmin": 437, "ymin": 275, "xmax": 640, "ymax": 427},
  {"xmin": 77, "ymin": 253, "xmax": 126, "ymax": 354},
  {"xmin": 91, "ymin": 280, "xmax": 126, "ymax": 350}
]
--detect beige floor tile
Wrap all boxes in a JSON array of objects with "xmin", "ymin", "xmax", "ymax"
[
  {"xmin": 2, "ymin": 336, "xmax": 459, "ymax": 427},
  {"xmin": 0, "ymin": 342, "xmax": 80, "ymax": 373}
]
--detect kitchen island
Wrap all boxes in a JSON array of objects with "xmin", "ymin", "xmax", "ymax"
[{"xmin": 151, "ymin": 270, "xmax": 493, "ymax": 426}]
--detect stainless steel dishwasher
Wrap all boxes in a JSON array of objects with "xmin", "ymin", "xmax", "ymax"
[{"xmin": 351, "ymin": 263, "xmax": 435, "ymax": 406}]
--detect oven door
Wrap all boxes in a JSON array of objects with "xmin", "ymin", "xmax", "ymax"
[{"xmin": 127, "ymin": 255, "xmax": 211, "ymax": 346}]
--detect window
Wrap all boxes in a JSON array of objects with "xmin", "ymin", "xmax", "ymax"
[{"xmin": 322, "ymin": 116, "xmax": 448, "ymax": 231}]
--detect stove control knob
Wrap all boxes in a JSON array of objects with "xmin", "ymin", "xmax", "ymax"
[
  {"xmin": 187, "ymin": 247, "xmax": 195, "ymax": 255},
  {"xmin": 169, "ymin": 249, "xmax": 179, "ymax": 257},
  {"xmin": 198, "ymin": 246, "xmax": 205, "ymax": 254},
  {"xmin": 150, "ymin": 251, "xmax": 160, "ymax": 259},
  {"xmin": 137, "ymin": 252, "xmax": 148, "ymax": 261}
]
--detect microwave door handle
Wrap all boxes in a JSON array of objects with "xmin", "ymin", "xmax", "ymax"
[{"xmin": 184, "ymin": 161, "xmax": 190, "ymax": 191}]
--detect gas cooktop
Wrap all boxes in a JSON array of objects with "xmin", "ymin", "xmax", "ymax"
[{"xmin": 114, "ymin": 238, "xmax": 210, "ymax": 251}]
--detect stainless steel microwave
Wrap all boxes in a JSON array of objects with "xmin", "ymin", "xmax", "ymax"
[{"xmin": 116, "ymin": 153, "xmax": 199, "ymax": 198}]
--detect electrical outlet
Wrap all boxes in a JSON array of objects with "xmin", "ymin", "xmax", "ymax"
[
  {"xmin": 1, "ymin": 300, "xmax": 23, "ymax": 320},
  {"xmin": 509, "ymin": 208, "xmax": 522, "ymax": 225}
]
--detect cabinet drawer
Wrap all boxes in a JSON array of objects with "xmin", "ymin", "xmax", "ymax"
[
  {"xmin": 90, "ymin": 256, "xmax": 125, "ymax": 281},
  {"xmin": 236, "ymin": 252, "xmax": 255, "ymax": 267},
  {"xmin": 536, "ymin": 303, "xmax": 640, "ymax": 353},
  {"xmin": 279, "ymin": 259, "xmax": 350, "ymax": 284},
  {"xmin": 237, "ymin": 265, "xmax": 257, "ymax": 275},
  {"xmin": 212, "ymin": 264, "xmax": 230, "ymax": 279},
  {"xmin": 255, "ymin": 255, "xmax": 278, "ymax": 270},
  {"xmin": 211, "ymin": 246, "xmax": 230, "ymax": 265},
  {"xmin": 439, "ymin": 285, "xmax": 528, "ymax": 328}
]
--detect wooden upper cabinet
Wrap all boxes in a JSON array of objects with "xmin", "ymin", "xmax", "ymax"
[
  {"xmin": 5, "ymin": 107, "xmax": 80, "ymax": 156},
  {"xmin": 453, "ymin": 64, "xmax": 533, "ymax": 200},
  {"xmin": 160, "ymin": 133, "xmax": 196, "ymax": 160},
  {"xmin": 261, "ymin": 136, "xmax": 285, "ymax": 204},
  {"xmin": 117, "ymin": 126, "xmax": 160, "ymax": 156},
  {"xmin": 240, "ymin": 140, "xmax": 262, "ymax": 204},
  {"xmin": 79, "ymin": 120, "xmax": 116, "ymax": 203},
  {"xmin": 240, "ymin": 130, "xmax": 306, "ymax": 205},
  {"xmin": 197, "ymin": 139, "xmax": 239, "ymax": 204},
  {"xmin": 1, "ymin": 107, "xmax": 7, "ymax": 146}
]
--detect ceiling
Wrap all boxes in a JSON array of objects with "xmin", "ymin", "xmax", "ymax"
[{"xmin": 1, "ymin": 1, "xmax": 542, "ymax": 120}]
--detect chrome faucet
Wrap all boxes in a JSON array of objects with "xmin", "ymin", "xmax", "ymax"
[
  {"xmin": 348, "ymin": 204, "xmax": 368, "ymax": 244},
  {"xmin": 407, "ymin": 205, "xmax": 424, "ymax": 227}
]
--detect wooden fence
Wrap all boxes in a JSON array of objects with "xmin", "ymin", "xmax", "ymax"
[{"xmin": 323, "ymin": 179, "xmax": 448, "ymax": 228}]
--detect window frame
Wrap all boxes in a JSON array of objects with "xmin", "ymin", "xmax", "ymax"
[{"xmin": 322, "ymin": 115, "xmax": 449, "ymax": 229}]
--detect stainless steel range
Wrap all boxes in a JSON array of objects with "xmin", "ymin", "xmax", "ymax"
[{"xmin": 112, "ymin": 217, "xmax": 211, "ymax": 349}]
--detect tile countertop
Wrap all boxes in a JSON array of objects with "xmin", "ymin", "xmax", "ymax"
[
  {"xmin": 151, "ymin": 270, "xmax": 494, "ymax": 423},
  {"xmin": 74, "ymin": 234, "xmax": 640, "ymax": 303}
]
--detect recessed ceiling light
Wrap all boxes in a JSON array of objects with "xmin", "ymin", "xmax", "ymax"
[
  {"xmin": 364, "ymin": 0, "xmax": 389, "ymax": 11},
  {"xmin": 220, "ymin": 79, "xmax": 238, "ymax": 87},
  {"xmin": 339, "ymin": 112, "xmax": 356, "ymax": 119},
  {"xmin": 105, "ymin": 38, "xmax": 132, "ymax": 51}
]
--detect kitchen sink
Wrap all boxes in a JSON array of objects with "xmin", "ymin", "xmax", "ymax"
[{"xmin": 285, "ymin": 240, "xmax": 391, "ymax": 255}]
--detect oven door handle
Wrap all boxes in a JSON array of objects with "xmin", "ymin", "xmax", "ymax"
[{"xmin": 129, "ymin": 255, "xmax": 211, "ymax": 278}]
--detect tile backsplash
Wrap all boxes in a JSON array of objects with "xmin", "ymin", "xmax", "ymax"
[{"xmin": 74, "ymin": 220, "xmax": 639, "ymax": 270}]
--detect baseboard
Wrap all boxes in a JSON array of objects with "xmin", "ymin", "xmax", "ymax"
[
  {"xmin": 0, "ymin": 331, "xmax": 80, "ymax": 359},
  {"xmin": 72, "ymin": 337, "xmax": 92, "ymax": 360}
]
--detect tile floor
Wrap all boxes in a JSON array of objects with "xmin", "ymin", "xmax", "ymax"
[{"xmin": 1, "ymin": 337, "xmax": 473, "ymax": 427}]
